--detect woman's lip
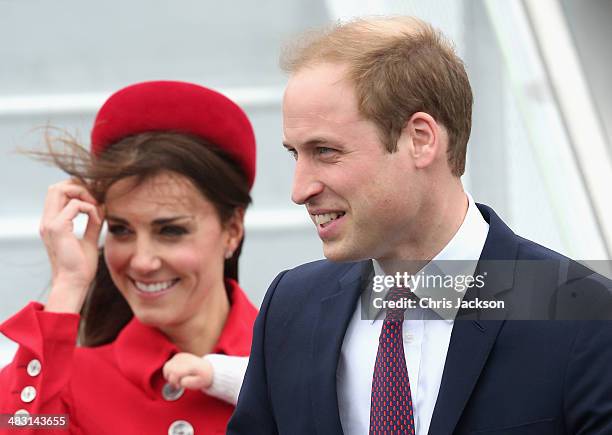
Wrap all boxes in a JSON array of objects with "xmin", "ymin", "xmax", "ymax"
[
  {"xmin": 129, "ymin": 277, "xmax": 178, "ymax": 285},
  {"xmin": 130, "ymin": 278, "xmax": 180, "ymax": 299}
]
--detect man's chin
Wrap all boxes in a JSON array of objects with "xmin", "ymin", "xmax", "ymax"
[{"xmin": 322, "ymin": 242, "xmax": 366, "ymax": 263}]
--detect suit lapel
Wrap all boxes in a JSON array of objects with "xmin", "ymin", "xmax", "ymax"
[
  {"xmin": 428, "ymin": 318, "xmax": 504, "ymax": 434},
  {"xmin": 429, "ymin": 203, "xmax": 519, "ymax": 434},
  {"xmin": 310, "ymin": 261, "xmax": 371, "ymax": 435}
]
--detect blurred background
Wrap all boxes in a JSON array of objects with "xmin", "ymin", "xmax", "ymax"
[{"xmin": 1, "ymin": 0, "xmax": 611, "ymax": 364}]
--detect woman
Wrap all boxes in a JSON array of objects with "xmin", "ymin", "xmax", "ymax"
[{"xmin": 0, "ymin": 81, "xmax": 257, "ymax": 434}]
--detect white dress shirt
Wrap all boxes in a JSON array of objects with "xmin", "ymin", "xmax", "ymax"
[{"xmin": 337, "ymin": 193, "xmax": 489, "ymax": 435}]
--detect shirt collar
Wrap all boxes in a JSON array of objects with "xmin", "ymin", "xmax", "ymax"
[
  {"xmin": 114, "ymin": 279, "xmax": 257, "ymax": 399},
  {"xmin": 370, "ymin": 191, "xmax": 489, "ymax": 322}
]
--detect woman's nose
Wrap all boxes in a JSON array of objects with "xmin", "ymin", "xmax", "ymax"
[{"xmin": 129, "ymin": 237, "xmax": 162, "ymax": 274}]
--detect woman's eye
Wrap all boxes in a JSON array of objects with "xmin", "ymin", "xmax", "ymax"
[
  {"xmin": 160, "ymin": 226, "xmax": 188, "ymax": 237},
  {"xmin": 108, "ymin": 225, "xmax": 131, "ymax": 236}
]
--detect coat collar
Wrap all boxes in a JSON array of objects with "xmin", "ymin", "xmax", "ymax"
[
  {"xmin": 211, "ymin": 279, "xmax": 258, "ymax": 356},
  {"xmin": 113, "ymin": 279, "xmax": 256, "ymax": 400},
  {"xmin": 113, "ymin": 312, "xmax": 177, "ymax": 399}
]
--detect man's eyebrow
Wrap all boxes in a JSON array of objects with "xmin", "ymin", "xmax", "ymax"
[
  {"xmin": 283, "ymin": 138, "xmax": 333, "ymax": 149},
  {"xmin": 105, "ymin": 215, "xmax": 193, "ymax": 225}
]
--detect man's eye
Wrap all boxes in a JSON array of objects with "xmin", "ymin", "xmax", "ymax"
[
  {"xmin": 286, "ymin": 148, "xmax": 298, "ymax": 160},
  {"xmin": 108, "ymin": 225, "xmax": 131, "ymax": 236},
  {"xmin": 317, "ymin": 147, "xmax": 334, "ymax": 155},
  {"xmin": 160, "ymin": 226, "xmax": 188, "ymax": 236}
]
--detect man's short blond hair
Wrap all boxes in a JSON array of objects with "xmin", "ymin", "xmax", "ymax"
[{"xmin": 281, "ymin": 16, "xmax": 472, "ymax": 176}]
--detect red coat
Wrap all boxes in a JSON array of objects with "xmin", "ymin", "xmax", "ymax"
[{"xmin": 0, "ymin": 280, "xmax": 257, "ymax": 434}]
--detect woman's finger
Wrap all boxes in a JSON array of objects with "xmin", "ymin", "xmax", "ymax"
[
  {"xmin": 54, "ymin": 199, "xmax": 100, "ymax": 228},
  {"xmin": 42, "ymin": 181, "xmax": 98, "ymax": 218},
  {"xmin": 82, "ymin": 205, "xmax": 104, "ymax": 246},
  {"xmin": 41, "ymin": 199, "xmax": 100, "ymax": 243}
]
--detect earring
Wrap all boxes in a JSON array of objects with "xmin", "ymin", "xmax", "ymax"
[{"xmin": 224, "ymin": 250, "xmax": 234, "ymax": 259}]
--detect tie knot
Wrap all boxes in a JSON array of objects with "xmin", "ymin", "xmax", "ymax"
[{"xmin": 385, "ymin": 287, "xmax": 414, "ymax": 321}]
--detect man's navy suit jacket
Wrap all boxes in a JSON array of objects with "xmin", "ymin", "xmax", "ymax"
[{"xmin": 229, "ymin": 204, "xmax": 612, "ymax": 434}]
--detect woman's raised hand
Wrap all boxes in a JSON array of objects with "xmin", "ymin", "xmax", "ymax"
[{"xmin": 40, "ymin": 179, "xmax": 104, "ymax": 313}]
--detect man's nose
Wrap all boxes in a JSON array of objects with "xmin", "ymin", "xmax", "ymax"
[{"xmin": 291, "ymin": 159, "xmax": 324, "ymax": 205}]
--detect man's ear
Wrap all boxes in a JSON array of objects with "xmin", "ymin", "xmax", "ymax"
[{"xmin": 401, "ymin": 112, "xmax": 442, "ymax": 169}]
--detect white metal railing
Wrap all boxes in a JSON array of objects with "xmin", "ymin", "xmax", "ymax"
[
  {"xmin": 484, "ymin": 0, "xmax": 610, "ymax": 259},
  {"xmin": 522, "ymin": 0, "xmax": 612, "ymax": 255},
  {"xmin": 0, "ymin": 342, "xmax": 17, "ymax": 369},
  {"xmin": 0, "ymin": 208, "xmax": 312, "ymax": 242},
  {"xmin": 0, "ymin": 85, "xmax": 284, "ymax": 117}
]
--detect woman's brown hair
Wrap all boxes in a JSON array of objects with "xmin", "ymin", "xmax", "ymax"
[{"xmin": 36, "ymin": 131, "xmax": 251, "ymax": 346}]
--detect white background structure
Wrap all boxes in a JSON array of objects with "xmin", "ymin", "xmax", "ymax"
[{"xmin": 1, "ymin": 0, "xmax": 610, "ymax": 364}]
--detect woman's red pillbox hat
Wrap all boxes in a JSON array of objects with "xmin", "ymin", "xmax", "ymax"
[{"xmin": 90, "ymin": 80, "xmax": 256, "ymax": 188}]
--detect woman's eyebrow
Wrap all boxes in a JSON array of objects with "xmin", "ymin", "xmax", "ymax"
[
  {"xmin": 105, "ymin": 215, "xmax": 128, "ymax": 224},
  {"xmin": 151, "ymin": 216, "xmax": 193, "ymax": 225},
  {"xmin": 105, "ymin": 215, "xmax": 193, "ymax": 225}
]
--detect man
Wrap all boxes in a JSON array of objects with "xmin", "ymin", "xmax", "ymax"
[{"xmin": 229, "ymin": 17, "xmax": 612, "ymax": 434}]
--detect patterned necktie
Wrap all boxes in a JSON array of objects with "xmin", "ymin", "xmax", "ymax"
[{"xmin": 369, "ymin": 287, "xmax": 415, "ymax": 435}]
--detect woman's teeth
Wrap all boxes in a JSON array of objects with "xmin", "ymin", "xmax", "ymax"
[
  {"xmin": 134, "ymin": 279, "xmax": 178, "ymax": 293},
  {"xmin": 314, "ymin": 212, "xmax": 345, "ymax": 226}
]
